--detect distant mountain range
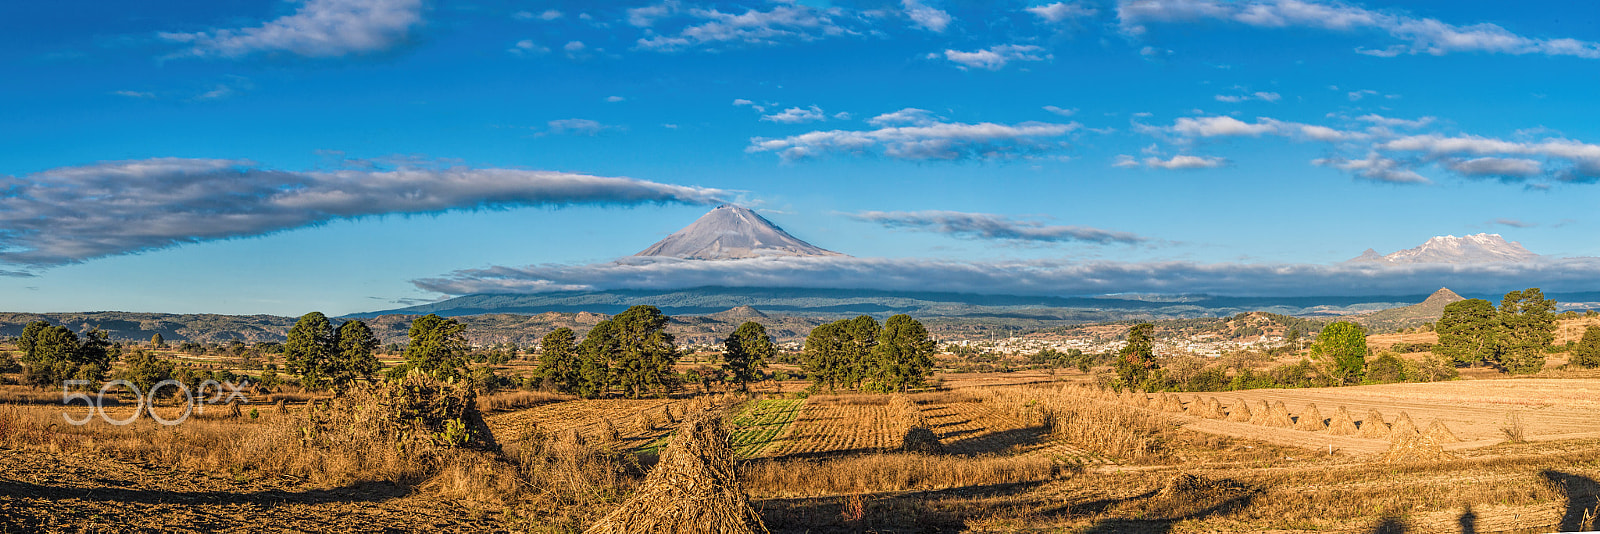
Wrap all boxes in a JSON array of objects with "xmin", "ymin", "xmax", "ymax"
[
  {"xmin": 1349, "ymin": 233, "xmax": 1539, "ymax": 264},
  {"xmin": 1351, "ymin": 287, "xmax": 1466, "ymax": 332},
  {"xmin": 635, "ymin": 204, "xmax": 842, "ymax": 260}
]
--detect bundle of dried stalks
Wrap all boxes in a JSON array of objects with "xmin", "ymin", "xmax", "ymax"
[
  {"xmin": 1129, "ymin": 390, "xmax": 1150, "ymax": 408},
  {"xmin": 1388, "ymin": 412, "xmax": 1420, "ymax": 441},
  {"xmin": 585, "ymin": 412, "xmax": 769, "ymax": 534},
  {"xmin": 1293, "ymin": 403, "xmax": 1327, "ymax": 432},
  {"xmin": 1422, "ymin": 420, "xmax": 1461, "ymax": 443},
  {"xmin": 1264, "ymin": 401, "xmax": 1294, "ymax": 428},
  {"xmin": 1163, "ymin": 394, "xmax": 1186, "ymax": 413},
  {"xmin": 1357, "ymin": 410, "xmax": 1390, "ymax": 439},
  {"xmin": 1203, "ymin": 397, "xmax": 1225, "ymax": 420},
  {"xmin": 1380, "ymin": 433, "xmax": 1455, "ymax": 463},
  {"xmin": 1248, "ymin": 400, "xmax": 1272, "ymax": 425},
  {"xmin": 1326, "ymin": 406, "xmax": 1358, "ymax": 436},
  {"xmin": 1226, "ymin": 399, "xmax": 1252, "ymax": 422}
]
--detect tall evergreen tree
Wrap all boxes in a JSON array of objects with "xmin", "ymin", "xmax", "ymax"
[
  {"xmin": 1572, "ymin": 326, "xmax": 1600, "ymax": 368},
  {"xmin": 1115, "ymin": 323, "xmax": 1158, "ymax": 389},
  {"xmin": 608, "ymin": 305, "xmax": 679, "ymax": 398},
  {"xmin": 333, "ymin": 319, "xmax": 381, "ymax": 388},
  {"xmin": 840, "ymin": 315, "xmax": 880, "ymax": 389},
  {"xmin": 283, "ymin": 312, "xmax": 336, "ymax": 390},
  {"xmin": 801, "ymin": 321, "xmax": 847, "ymax": 392},
  {"xmin": 1436, "ymin": 299, "xmax": 1499, "ymax": 365},
  {"xmin": 576, "ymin": 320, "xmax": 620, "ymax": 398},
  {"xmin": 722, "ymin": 321, "xmax": 775, "ymax": 391},
  {"xmin": 1309, "ymin": 321, "xmax": 1368, "ymax": 385},
  {"xmin": 865, "ymin": 314, "xmax": 937, "ymax": 392},
  {"xmin": 537, "ymin": 327, "xmax": 582, "ymax": 394},
  {"xmin": 1496, "ymin": 288, "xmax": 1556, "ymax": 374},
  {"xmin": 403, "ymin": 314, "xmax": 470, "ymax": 380}
]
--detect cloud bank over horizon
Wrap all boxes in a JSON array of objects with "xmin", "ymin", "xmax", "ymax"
[
  {"xmin": 413, "ymin": 255, "xmax": 1600, "ymax": 299},
  {"xmin": 0, "ymin": 158, "xmax": 726, "ymax": 267}
]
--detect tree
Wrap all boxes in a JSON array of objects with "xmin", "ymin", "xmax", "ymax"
[
  {"xmin": 840, "ymin": 316, "xmax": 880, "ymax": 389},
  {"xmin": 1115, "ymin": 323, "xmax": 1158, "ymax": 389},
  {"xmin": 18, "ymin": 321, "xmax": 112, "ymax": 387},
  {"xmin": 802, "ymin": 321, "xmax": 847, "ymax": 392},
  {"xmin": 150, "ymin": 333, "xmax": 166, "ymax": 348},
  {"xmin": 283, "ymin": 312, "xmax": 336, "ymax": 390},
  {"xmin": 119, "ymin": 349, "xmax": 175, "ymax": 395},
  {"xmin": 401, "ymin": 314, "xmax": 471, "ymax": 380},
  {"xmin": 1436, "ymin": 299, "xmax": 1499, "ymax": 365},
  {"xmin": 1495, "ymin": 288, "xmax": 1556, "ymax": 374},
  {"xmin": 864, "ymin": 314, "xmax": 937, "ymax": 393},
  {"xmin": 1309, "ymin": 321, "xmax": 1368, "ymax": 385},
  {"xmin": 576, "ymin": 320, "xmax": 620, "ymax": 398},
  {"xmin": 607, "ymin": 305, "xmax": 679, "ymax": 398},
  {"xmin": 722, "ymin": 321, "xmax": 775, "ymax": 391},
  {"xmin": 1571, "ymin": 326, "xmax": 1600, "ymax": 368},
  {"xmin": 536, "ymin": 327, "xmax": 582, "ymax": 394},
  {"xmin": 332, "ymin": 319, "xmax": 381, "ymax": 388}
]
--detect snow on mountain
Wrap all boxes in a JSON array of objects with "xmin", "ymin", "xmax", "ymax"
[
  {"xmin": 635, "ymin": 204, "xmax": 844, "ymax": 260},
  {"xmin": 1348, "ymin": 233, "xmax": 1539, "ymax": 264}
]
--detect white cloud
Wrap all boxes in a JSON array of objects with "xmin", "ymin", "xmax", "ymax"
[
  {"xmin": 1113, "ymin": 155, "xmax": 1141, "ymax": 168},
  {"xmin": 1312, "ymin": 152, "xmax": 1431, "ymax": 184},
  {"xmin": 850, "ymin": 210, "xmax": 1146, "ymax": 244},
  {"xmin": 508, "ymin": 39, "xmax": 549, "ymax": 55},
  {"xmin": 941, "ymin": 44, "xmax": 1050, "ymax": 70},
  {"xmin": 546, "ymin": 118, "xmax": 608, "ymax": 135},
  {"xmin": 903, "ymin": 0, "xmax": 952, "ymax": 32},
  {"xmin": 1043, "ymin": 105, "xmax": 1078, "ymax": 117},
  {"xmin": 1347, "ymin": 89, "xmax": 1379, "ymax": 101},
  {"xmin": 627, "ymin": 2, "xmax": 677, "ymax": 27},
  {"xmin": 1355, "ymin": 114, "xmax": 1434, "ymax": 129},
  {"xmin": 1214, "ymin": 91, "xmax": 1280, "ymax": 103},
  {"xmin": 538, "ymin": 10, "xmax": 563, "ymax": 21},
  {"xmin": 635, "ymin": 3, "xmax": 852, "ymax": 51},
  {"xmin": 749, "ymin": 111, "xmax": 1079, "ymax": 162},
  {"xmin": 1170, "ymin": 116, "xmax": 1277, "ymax": 137},
  {"xmin": 0, "ymin": 158, "xmax": 725, "ymax": 266},
  {"xmin": 113, "ymin": 90, "xmax": 156, "ymax": 99},
  {"xmin": 732, "ymin": 98, "xmax": 767, "ymax": 113},
  {"xmin": 606, "ymin": 96, "xmax": 626, "ymax": 103},
  {"xmin": 1144, "ymin": 154, "xmax": 1228, "ymax": 169},
  {"xmin": 1028, "ymin": 2, "xmax": 1097, "ymax": 23},
  {"xmin": 160, "ymin": 0, "xmax": 423, "ymax": 59},
  {"xmin": 761, "ymin": 105, "xmax": 827, "ymax": 124},
  {"xmin": 1440, "ymin": 157, "xmax": 1543, "ymax": 179},
  {"xmin": 413, "ymin": 255, "xmax": 1600, "ymax": 299},
  {"xmin": 1116, "ymin": 0, "xmax": 1600, "ymax": 59}
]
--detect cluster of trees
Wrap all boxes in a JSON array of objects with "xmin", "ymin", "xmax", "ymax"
[
  {"xmin": 534, "ymin": 305, "xmax": 681, "ymax": 399},
  {"xmin": 282, "ymin": 312, "xmax": 382, "ymax": 391},
  {"xmin": 1436, "ymin": 288, "xmax": 1558, "ymax": 374},
  {"xmin": 15, "ymin": 321, "xmax": 117, "ymax": 387},
  {"xmin": 801, "ymin": 314, "xmax": 936, "ymax": 393},
  {"xmin": 1574, "ymin": 326, "xmax": 1600, "ymax": 368}
]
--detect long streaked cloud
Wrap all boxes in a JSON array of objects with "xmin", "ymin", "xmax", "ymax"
[
  {"xmin": 748, "ymin": 108, "xmax": 1078, "ymax": 162},
  {"xmin": 413, "ymin": 255, "xmax": 1600, "ymax": 298},
  {"xmin": 849, "ymin": 210, "xmax": 1147, "ymax": 244},
  {"xmin": 1116, "ymin": 0, "xmax": 1600, "ymax": 59},
  {"xmin": 937, "ymin": 44, "xmax": 1050, "ymax": 70},
  {"xmin": 1028, "ymin": 2, "xmax": 1098, "ymax": 23},
  {"xmin": 0, "ymin": 158, "xmax": 726, "ymax": 267},
  {"xmin": 160, "ymin": 0, "xmax": 424, "ymax": 59}
]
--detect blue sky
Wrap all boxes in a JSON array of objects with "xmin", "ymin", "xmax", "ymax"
[{"xmin": 2, "ymin": 0, "xmax": 1599, "ymax": 315}]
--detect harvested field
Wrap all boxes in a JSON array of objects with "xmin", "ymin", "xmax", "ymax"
[{"xmin": 484, "ymin": 397, "xmax": 681, "ymax": 448}]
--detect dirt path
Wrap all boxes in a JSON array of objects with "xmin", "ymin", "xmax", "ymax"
[{"xmin": 0, "ymin": 447, "xmax": 491, "ymax": 533}]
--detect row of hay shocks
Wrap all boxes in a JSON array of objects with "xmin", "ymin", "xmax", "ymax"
[{"xmin": 1112, "ymin": 387, "xmax": 1462, "ymax": 462}]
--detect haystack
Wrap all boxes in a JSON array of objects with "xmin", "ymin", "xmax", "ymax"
[
  {"xmin": 1129, "ymin": 390, "xmax": 1150, "ymax": 408},
  {"xmin": 1248, "ymin": 400, "xmax": 1272, "ymax": 425},
  {"xmin": 1294, "ymin": 403, "xmax": 1327, "ymax": 432},
  {"xmin": 585, "ymin": 411, "xmax": 770, "ymax": 534},
  {"xmin": 1326, "ymin": 406, "xmax": 1358, "ymax": 436},
  {"xmin": 902, "ymin": 426, "xmax": 944, "ymax": 454},
  {"xmin": 1356, "ymin": 410, "xmax": 1390, "ymax": 439},
  {"xmin": 1422, "ymin": 420, "xmax": 1461, "ymax": 444},
  {"xmin": 1204, "ymin": 397, "xmax": 1225, "ymax": 420},
  {"xmin": 1164, "ymin": 394, "xmax": 1186, "ymax": 413},
  {"xmin": 1265, "ymin": 401, "xmax": 1294, "ymax": 428},
  {"xmin": 1226, "ymin": 399, "xmax": 1252, "ymax": 422},
  {"xmin": 1381, "ymin": 433, "xmax": 1455, "ymax": 463},
  {"xmin": 1388, "ymin": 412, "xmax": 1420, "ymax": 440}
]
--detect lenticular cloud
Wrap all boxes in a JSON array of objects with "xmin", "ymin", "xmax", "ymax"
[{"xmin": 0, "ymin": 158, "xmax": 726, "ymax": 266}]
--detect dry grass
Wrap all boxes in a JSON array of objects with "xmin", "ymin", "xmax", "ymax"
[
  {"xmin": 740, "ymin": 453, "xmax": 1062, "ymax": 497},
  {"xmin": 1501, "ymin": 412, "xmax": 1527, "ymax": 443},
  {"xmin": 478, "ymin": 390, "xmax": 573, "ymax": 413},
  {"xmin": 585, "ymin": 411, "xmax": 768, "ymax": 534},
  {"xmin": 976, "ymin": 385, "xmax": 1171, "ymax": 461}
]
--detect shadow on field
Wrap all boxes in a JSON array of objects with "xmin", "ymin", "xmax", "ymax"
[
  {"xmin": 0, "ymin": 478, "xmax": 405, "ymax": 507},
  {"xmin": 940, "ymin": 426, "xmax": 1048, "ymax": 456},
  {"xmin": 757, "ymin": 480, "xmax": 1048, "ymax": 533},
  {"xmin": 1541, "ymin": 470, "xmax": 1600, "ymax": 532},
  {"xmin": 1076, "ymin": 486, "xmax": 1261, "ymax": 534}
]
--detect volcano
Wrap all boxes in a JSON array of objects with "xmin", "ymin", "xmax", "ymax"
[
  {"xmin": 635, "ymin": 204, "xmax": 843, "ymax": 260},
  {"xmin": 1347, "ymin": 233, "xmax": 1538, "ymax": 264}
]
